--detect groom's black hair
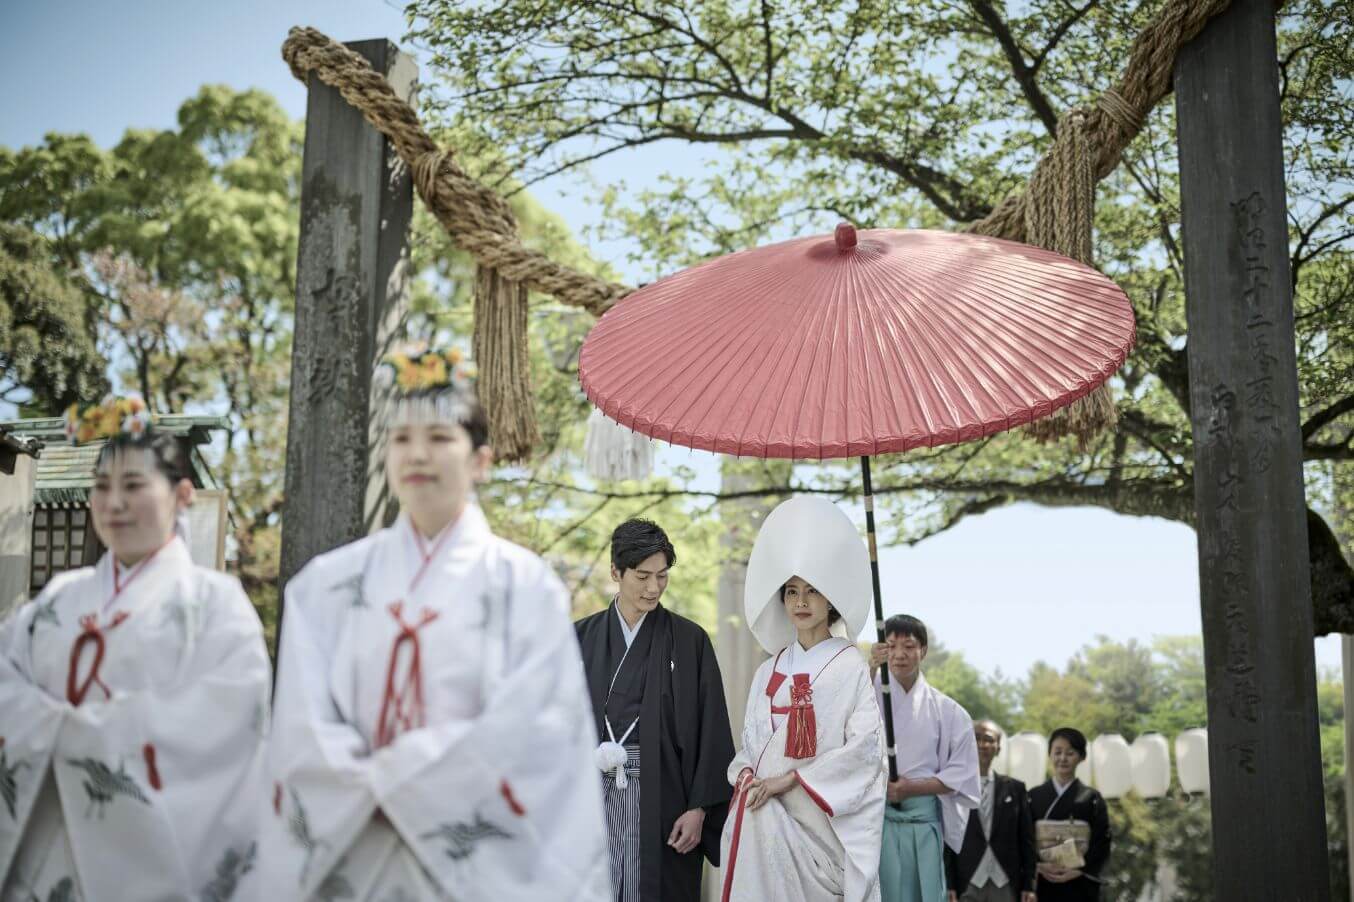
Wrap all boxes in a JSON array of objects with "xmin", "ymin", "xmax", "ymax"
[{"xmin": 610, "ymin": 519, "xmax": 677, "ymax": 575}]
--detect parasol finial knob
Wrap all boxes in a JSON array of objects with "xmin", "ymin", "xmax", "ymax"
[{"xmin": 834, "ymin": 222, "xmax": 858, "ymax": 252}]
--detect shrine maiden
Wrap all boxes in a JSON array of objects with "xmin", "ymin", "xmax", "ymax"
[
  {"xmin": 258, "ymin": 349, "xmax": 609, "ymax": 900},
  {"xmin": 0, "ymin": 396, "xmax": 270, "ymax": 901},
  {"xmin": 719, "ymin": 496, "xmax": 887, "ymax": 902}
]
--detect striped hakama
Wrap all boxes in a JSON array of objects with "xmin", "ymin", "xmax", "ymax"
[{"xmin": 603, "ymin": 745, "xmax": 643, "ymax": 902}]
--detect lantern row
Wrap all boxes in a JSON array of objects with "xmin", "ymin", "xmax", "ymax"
[{"xmin": 991, "ymin": 729, "xmax": 1210, "ymax": 799}]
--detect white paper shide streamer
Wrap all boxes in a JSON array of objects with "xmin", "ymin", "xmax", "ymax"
[{"xmin": 585, "ymin": 408, "xmax": 655, "ymax": 482}]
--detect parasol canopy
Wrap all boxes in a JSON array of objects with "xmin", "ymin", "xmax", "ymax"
[{"xmin": 580, "ymin": 226, "xmax": 1135, "ymax": 458}]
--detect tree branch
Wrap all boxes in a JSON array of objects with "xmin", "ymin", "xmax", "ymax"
[
  {"xmin": 968, "ymin": 0, "xmax": 1061, "ymax": 136},
  {"xmin": 494, "ymin": 473, "xmax": 1194, "ymax": 522},
  {"xmin": 1301, "ymin": 394, "xmax": 1354, "ymax": 440},
  {"xmin": 902, "ymin": 494, "xmax": 1012, "ymax": 545},
  {"xmin": 1031, "ymin": 0, "xmax": 1100, "ymax": 73}
]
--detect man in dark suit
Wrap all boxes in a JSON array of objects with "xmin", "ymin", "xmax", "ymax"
[{"xmin": 945, "ymin": 721, "xmax": 1037, "ymax": 902}]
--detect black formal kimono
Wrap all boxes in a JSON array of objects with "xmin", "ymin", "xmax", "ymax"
[
  {"xmin": 945, "ymin": 773, "xmax": 1038, "ymax": 896},
  {"xmin": 576, "ymin": 601, "xmax": 735, "ymax": 901},
  {"xmin": 1027, "ymin": 778, "xmax": 1112, "ymax": 901}
]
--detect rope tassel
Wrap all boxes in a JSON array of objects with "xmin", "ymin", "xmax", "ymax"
[
  {"xmin": 473, "ymin": 266, "xmax": 538, "ymax": 462},
  {"xmin": 1019, "ymin": 110, "xmax": 1118, "ymax": 447},
  {"xmin": 785, "ymin": 674, "xmax": 817, "ymax": 759}
]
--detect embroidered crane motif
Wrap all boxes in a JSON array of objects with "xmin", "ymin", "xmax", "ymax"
[
  {"xmin": 28, "ymin": 595, "xmax": 59, "ymax": 635},
  {"xmin": 316, "ymin": 863, "xmax": 354, "ymax": 901},
  {"xmin": 287, "ymin": 786, "xmax": 331, "ymax": 887},
  {"xmin": 332, "ymin": 571, "xmax": 369, "ymax": 610},
  {"xmin": 41, "ymin": 876, "xmax": 75, "ymax": 902},
  {"xmin": 158, "ymin": 594, "xmax": 203, "ymax": 642},
  {"xmin": 420, "ymin": 814, "xmax": 512, "ymax": 860},
  {"xmin": 0, "ymin": 743, "xmax": 29, "ymax": 819},
  {"xmin": 200, "ymin": 841, "xmax": 257, "ymax": 902},
  {"xmin": 65, "ymin": 757, "xmax": 149, "ymax": 818}
]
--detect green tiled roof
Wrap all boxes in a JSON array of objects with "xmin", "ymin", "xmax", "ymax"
[{"xmin": 0, "ymin": 415, "xmax": 227, "ymax": 507}]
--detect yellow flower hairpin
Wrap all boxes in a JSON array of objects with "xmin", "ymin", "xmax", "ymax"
[
  {"xmin": 64, "ymin": 394, "xmax": 152, "ymax": 445},
  {"xmin": 382, "ymin": 348, "xmax": 473, "ymax": 393}
]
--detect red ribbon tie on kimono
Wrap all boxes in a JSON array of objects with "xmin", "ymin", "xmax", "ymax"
[
  {"xmin": 500, "ymin": 779, "xmax": 527, "ymax": 817},
  {"xmin": 767, "ymin": 669, "xmax": 818, "ymax": 759},
  {"xmin": 375, "ymin": 602, "xmax": 440, "ymax": 748},
  {"xmin": 66, "ymin": 610, "xmax": 130, "ymax": 705},
  {"xmin": 785, "ymin": 675, "xmax": 817, "ymax": 759},
  {"xmin": 143, "ymin": 742, "xmax": 163, "ymax": 791}
]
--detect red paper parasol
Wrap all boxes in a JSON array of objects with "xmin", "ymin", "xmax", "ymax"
[
  {"xmin": 578, "ymin": 224, "xmax": 1135, "ymax": 783},
  {"xmin": 581, "ymin": 227, "xmax": 1133, "ymax": 457}
]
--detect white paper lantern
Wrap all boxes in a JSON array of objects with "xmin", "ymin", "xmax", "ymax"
[
  {"xmin": 1075, "ymin": 755, "xmax": 1093, "ymax": 785},
  {"xmin": 1175, "ymin": 728, "xmax": 1210, "ymax": 794},
  {"xmin": 1007, "ymin": 732, "xmax": 1047, "ymax": 789},
  {"xmin": 1090, "ymin": 733, "xmax": 1133, "ymax": 798},
  {"xmin": 1130, "ymin": 733, "xmax": 1171, "ymax": 798}
]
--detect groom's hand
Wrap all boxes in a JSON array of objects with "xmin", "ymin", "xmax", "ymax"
[{"xmin": 667, "ymin": 807, "xmax": 705, "ymax": 854}]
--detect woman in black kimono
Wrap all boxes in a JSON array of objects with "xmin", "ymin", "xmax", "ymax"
[{"xmin": 1027, "ymin": 727, "xmax": 1112, "ymax": 901}]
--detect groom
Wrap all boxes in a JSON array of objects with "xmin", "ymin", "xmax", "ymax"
[{"xmin": 574, "ymin": 518, "xmax": 735, "ymax": 901}]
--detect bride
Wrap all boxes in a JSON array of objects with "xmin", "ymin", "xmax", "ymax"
[{"xmin": 719, "ymin": 496, "xmax": 886, "ymax": 902}]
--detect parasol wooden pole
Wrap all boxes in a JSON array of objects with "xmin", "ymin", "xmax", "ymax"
[{"xmin": 861, "ymin": 455, "xmax": 899, "ymax": 786}]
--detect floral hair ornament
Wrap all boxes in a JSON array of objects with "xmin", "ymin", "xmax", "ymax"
[
  {"xmin": 377, "ymin": 346, "xmax": 481, "ymax": 428},
  {"xmin": 64, "ymin": 394, "xmax": 153, "ymax": 445},
  {"xmin": 380, "ymin": 347, "xmax": 476, "ymax": 394}
]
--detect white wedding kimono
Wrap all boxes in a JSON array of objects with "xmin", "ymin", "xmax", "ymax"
[
  {"xmin": 0, "ymin": 536, "xmax": 270, "ymax": 901},
  {"xmin": 720, "ymin": 638, "xmax": 886, "ymax": 902},
  {"xmin": 257, "ymin": 505, "xmax": 610, "ymax": 901}
]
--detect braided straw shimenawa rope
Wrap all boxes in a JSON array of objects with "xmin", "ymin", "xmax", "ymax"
[
  {"xmin": 282, "ymin": 28, "xmax": 631, "ymax": 459},
  {"xmin": 282, "ymin": 0, "xmax": 1234, "ymax": 456},
  {"xmin": 964, "ymin": 0, "xmax": 1235, "ymax": 442}
]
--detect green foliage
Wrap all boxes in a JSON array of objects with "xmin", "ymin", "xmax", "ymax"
[
  {"xmin": 408, "ymin": 0, "xmax": 1354, "ymax": 626},
  {"xmin": 0, "ymin": 86, "xmax": 303, "ymax": 612},
  {"xmin": 0, "ymin": 223, "xmax": 106, "ymax": 409},
  {"xmin": 923, "ymin": 642, "xmax": 1019, "ymax": 727}
]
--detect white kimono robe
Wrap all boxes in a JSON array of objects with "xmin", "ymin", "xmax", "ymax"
[
  {"xmin": 0, "ymin": 537, "xmax": 270, "ymax": 901},
  {"xmin": 258, "ymin": 505, "xmax": 610, "ymax": 901},
  {"xmin": 719, "ymin": 638, "xmax": 886, "ymax": 902},
  {"xmin": 876, "ymin": 672, "xmax": 981, "ymax": 852}
]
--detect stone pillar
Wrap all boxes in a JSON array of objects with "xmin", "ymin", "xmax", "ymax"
[
  {"xmin": 278, "ymin": 39, "xmax": 417, "ymax": 616},
  {"xmin": 1175, "ymin": 1, "xmax": 1329, "ymax": 895}
]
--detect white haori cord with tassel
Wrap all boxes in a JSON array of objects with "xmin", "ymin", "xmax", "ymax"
[
  {"xmin": 585, "ymin": 408, "xmax": 655, "ymax": 482},
  {"xmin": 596, "ymin": 610, "xmax": 644, "ymax": 789},
  {"xmin": 596, "ymin": 716, "xmax": 639, "ymax": 789}
]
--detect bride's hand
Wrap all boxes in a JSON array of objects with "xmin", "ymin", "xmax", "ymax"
[{"xmin": 745, "ymin": 773, "xmax": 797, "ymax": 810}]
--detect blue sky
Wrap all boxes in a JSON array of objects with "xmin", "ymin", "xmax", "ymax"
[{"xmin": 2, "ymin": 1, "xmax": 1340, "ymax": 680}]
